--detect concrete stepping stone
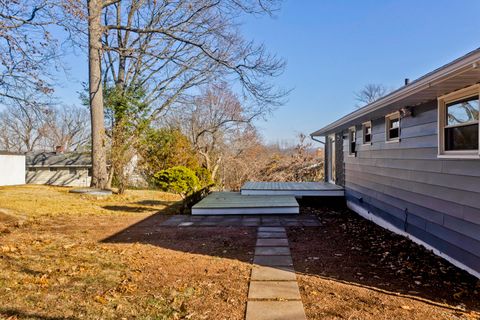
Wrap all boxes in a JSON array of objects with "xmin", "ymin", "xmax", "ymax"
[
  {"xmin": 246, "ymin": 301, "xmax": 306, "ymax": 320},
  {"xmin": 253, "ymin": 255, "xmax": 293, "ymax": 266},
  {"xmin": 255, "ymin": 246, "xmax": 290, "ymax": 256},
  {"xmin": 251, "ymin": 266, "xmax": 296, "ymax": 281},
  {"xmin": 258, "ymin": 226, "xmax": 285, "ymax": 232},
  {"xmin": 178, "ymin": 222, "xmax": 195, "ymax": 227},
  {"xmin": 257, "ymin": 231, "xmax": 287, "ymax": 238},
  {"xmin": 248, "ymin": 281, "xmax": 301, "ymax": 300},
  {"xmin": 256, "ymin": 238, "xmax": 289, "ymax": 247}
]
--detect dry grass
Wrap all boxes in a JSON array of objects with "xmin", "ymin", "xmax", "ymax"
[
  {"xmin": 0, "ymin": 185, "xmax": 181, "ymax": 219},
  {"xmin": 0, "ymin": 185, "xmax": 253, "ymax": 320}
]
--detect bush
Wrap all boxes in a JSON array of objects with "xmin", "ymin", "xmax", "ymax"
[
  {"xmin": 194, "ymin": 167, "xmax": 214, "ymax": 188},
  {"xmin": 153, "ymin": 166, "xmax": 201, "ymax": 198}
]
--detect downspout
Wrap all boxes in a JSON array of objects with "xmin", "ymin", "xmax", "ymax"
[
  {"xmin": 311, "ymin": 135, "xmax": 327, "ymax": 183},
  {"xmin": 310, "ymin": 135, "xmax": 325, "ymax": 145}
]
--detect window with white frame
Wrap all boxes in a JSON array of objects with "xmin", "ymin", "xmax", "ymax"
[
  {"xmin": 438, "ymin": 85, "xmax": 479, "ymax": 157},
  {"xmin": 385, "ymin": 112, "xmax": 400, "ymax": 141},
  {"xmin": 362, "ymin": 122, "xmax": 372, "ymax": 144},
  {"xmin": 348, "ymin": 127, "xmax": 356, "ymax": 155}
]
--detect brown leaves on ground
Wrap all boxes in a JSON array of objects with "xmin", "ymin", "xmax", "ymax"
[
  {"xmin": 0, "ymin": 185, "xmax": 253, "ymax": 320},
  {"xmin": 290, "ymin": 204, "xmax": 480, "ymax": 320}
]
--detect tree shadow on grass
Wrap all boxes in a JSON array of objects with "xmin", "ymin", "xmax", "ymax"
[
  {"xmin": 0, "ymin": 308, "xmax": 75, "ymax": 320},
  {"xmin": 135, "ymin": 200, "xmax": 176, "ymax": 206},
  {"xmin": 102, "ymin": 199, "xmax": 183, "ymax": 214},
  {"xmin": 102, "ymin": 211, "xmax": 257, "ymax": 262},
  {"xmin": 102, "ymin": 205, "xmax": 156, "ymax": 213}
]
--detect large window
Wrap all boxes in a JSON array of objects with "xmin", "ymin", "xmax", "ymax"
[
  {"xmin": 438, "ymin": 85, "xmax": 480, "ymax": 158},
  {"xmin": 385, "ymin": 112, "xmax": 400, "ymax": 142},
  {"xmin": 362, "ymin": 121, "xmax": 372, "ymax": 144}
]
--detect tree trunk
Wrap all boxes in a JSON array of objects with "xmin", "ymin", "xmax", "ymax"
[{"xmin": 88, "ymin": 0, "xmax": 108, "ymax": 189}]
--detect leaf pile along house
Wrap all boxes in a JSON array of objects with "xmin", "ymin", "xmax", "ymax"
[{"xmin": 311, "ymin": 48, "xmax": 480, "ymax": 278}]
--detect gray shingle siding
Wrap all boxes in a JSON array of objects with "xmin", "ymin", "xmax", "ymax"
[{"xmin": 341, "ymin": 99, "xmax": 480, "ymax": 275}]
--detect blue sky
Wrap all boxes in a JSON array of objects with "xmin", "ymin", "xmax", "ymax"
[
  {"xmin": 242, "ymin": 0, "xmax": 480, "ymax": 144},
  {"xmin": 54, "ymin": 0, "xmax": 480, "ymax": 144}
]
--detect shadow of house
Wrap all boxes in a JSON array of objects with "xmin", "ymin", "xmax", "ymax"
[{"xmin": 101, "ymin": 200, "xmax": 480, "ymax": 314}]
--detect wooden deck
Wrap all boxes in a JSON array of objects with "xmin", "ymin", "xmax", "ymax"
[
  {"xmin": 241, "ymin": 182, "xmax": 344, "ymax": 197},
  {"xmin": 192, "ymin": 192, "xmax": 299, "ymax": 215}
]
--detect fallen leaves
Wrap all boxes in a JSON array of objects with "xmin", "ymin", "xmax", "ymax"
[{"xmin": 1, "ymin": 245, "xmax": 17, "ymax": 253}]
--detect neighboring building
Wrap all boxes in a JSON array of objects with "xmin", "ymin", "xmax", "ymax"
[
  {"xmin": 311, "ymin": 48, "xmax": 480, "ymax": 278},
  {"xmin": 0, "ymin": 151, "xmax": 26, "ymax": 186},
  {"xmin": 26, "ymin": 148, "xmax": 92, "ymax": 187}
]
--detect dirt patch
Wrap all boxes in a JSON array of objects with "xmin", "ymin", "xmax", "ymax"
[{"xmin": 289, "ymin": 205, "xmax": 480, "ymax": 320}]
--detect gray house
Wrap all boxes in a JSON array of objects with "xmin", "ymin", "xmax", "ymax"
[
  {"xmin": 311, "ymin": 48, "xmax": 480, "ymax": 278},
  {"xmin": 26, "ymin": 150, "xmax": 92, "ymax": 187}
]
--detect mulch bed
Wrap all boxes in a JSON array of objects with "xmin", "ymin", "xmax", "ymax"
[{"xmin": 288, "ymin": 204, "xmax": 480, "ymax": 320}]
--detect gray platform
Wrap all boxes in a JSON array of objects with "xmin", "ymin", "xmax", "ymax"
[
  {"xmin": 191, "ymin": 192, "xmax": 299, "ymax": 215},
  {"xmin": 241, "ymin": 181, "xmax": 344, "ymax": 197}
]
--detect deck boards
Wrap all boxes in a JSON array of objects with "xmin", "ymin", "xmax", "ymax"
[
  {"xmin": 241, "ymin": 182, "xmax": 344, "ymax": 197},
  {"xmin": 194, "ymin": 192, "xmax": 298, "ymax": 208},
  {"xmin": 192, "ymin": 182, "xmax": 344, "ymax": 216}
]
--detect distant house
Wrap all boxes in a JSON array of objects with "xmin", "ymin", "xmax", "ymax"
[
  {"xmin": 311, "ymin": 48, "xmax": 480, "ymax": 278},
  {"xmin": 26, "ymin": 148, "xmax": 92, "ymax": 187},
  {"xmin": 0, "ymin": 151, "xmax": 25, "ymax": 186}
]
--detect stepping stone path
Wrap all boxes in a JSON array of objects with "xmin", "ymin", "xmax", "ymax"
[{"xmin": 246, "ymin": 226, "xmax": 307, "ymax": 320}]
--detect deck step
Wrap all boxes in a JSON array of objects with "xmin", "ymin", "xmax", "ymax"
[{"xmin": 191, "ymin": 192, "xmax": 299, "ymax": 216}]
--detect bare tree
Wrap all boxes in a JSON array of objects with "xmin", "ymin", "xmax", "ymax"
[
  {"xmin": 0, "ymin": 102, "xmax": 48, "ymax": 152},
  {"xmin": 219, "ymin": 126, "xmax": 268, "ymax": 190},
  {"xmin": 169, "ymin": 83, "xmax": 264, "ymax": 182},
  {"xmin": 43, "ymin": 105, "xmax": 91, "ymax": 151},
  {"xmin": 0, "ymin": 103, "xmax": 90, "ymax": 152},
  {"xmin": 0, "ymin": 0, "xmax": 67, "ymax": 106},
  {"xmin": 83, "ymin": 0, "xmax": 287, "ymax": 189},
  {"xmin": 354, "ymin": 84, "xmax": 388, "ymax": 108},
  {"xmin": 256, "ymin": 133, "xmax": 323, "ymax": 182}
]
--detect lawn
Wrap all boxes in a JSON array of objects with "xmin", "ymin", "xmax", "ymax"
[
  {"xmin": 1, "ymin": 185, "xmax": 479, "ymax": 320},
  {"xmin": 0, "ymin": 185, "xmax": 255, "ymax": 319}
]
